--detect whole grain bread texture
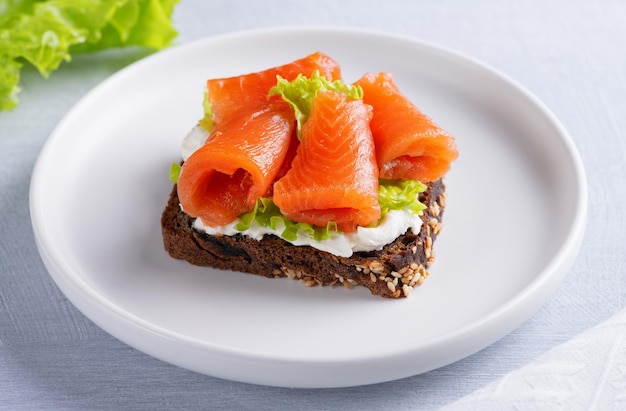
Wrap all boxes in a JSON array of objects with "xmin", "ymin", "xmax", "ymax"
[{"xmin": 161, "ymin": 179, "xmax": 446, "ymax": 298}]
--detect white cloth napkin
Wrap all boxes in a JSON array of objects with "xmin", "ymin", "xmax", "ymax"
[{"xmin": 442, "ymin": 308, "xmax": 626, "ymax": 410}]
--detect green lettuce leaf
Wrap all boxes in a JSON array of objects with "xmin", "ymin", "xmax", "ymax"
[
  {"xmin": 233, "ymin": 179, "xmax": 426, "ymax": 242},
  {"xmin": 267, "ymin": 70, "xmax": 363, "ymax": 137},
  {"xmin": 198, "ymin": 88, "xmax": 214, "ymax": 131},
  {"xmin": 169, "ymin": 161, "xmax": 181, "ymax": 184},
  {"xmin": 0, "ymin": 0, "xmax": 179, "ymax": 111},
  {"xmin": 236, "ymin": 197, "xmax": 338, "ymax": 241},
  {"xmin": 378, "ymin": 179, "xmax": 427, "ymax": 218}
]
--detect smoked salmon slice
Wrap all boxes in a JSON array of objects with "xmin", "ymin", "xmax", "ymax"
[
  {"xmin": 355, "ymin": 72, "xmax": 458, "ymax": 182},
  {"xmin": 206, "ymin": 52, "xmax": 342, "ymax": 127},
  {"xmin": 273, "ymin": 91, "xmax": 380, "ymax": 233},
  {"xmin": 177, "ymin": 104, "xmax": 295, "ymax": 227}
]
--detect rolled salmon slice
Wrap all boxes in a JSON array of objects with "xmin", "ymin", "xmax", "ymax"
[
  {"xmin": 355, "ymin": 72, "xmax": 458, "ymax": 182},
  {"xmin": 273, "ymin": 91, "xmax": 380, "ymax": 233},
  {"xmin": 177, "ymin": 104, "xmax": 295, "ymax": 227},
  {"xmin": 207, "ymin": 52, "xmax": 342, "ymax": 126}
]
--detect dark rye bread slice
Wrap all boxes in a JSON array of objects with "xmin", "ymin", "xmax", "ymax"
[{"xmin": 161, "ymin": 179, "xmax": 446, "ymax": 298}]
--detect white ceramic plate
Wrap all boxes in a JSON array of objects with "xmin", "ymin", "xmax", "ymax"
[{"xmin": 30, "ymin": 27, "xmax": 587, "ymax": 388}]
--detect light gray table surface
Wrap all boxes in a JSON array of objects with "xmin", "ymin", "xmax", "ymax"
[{"xmin": 2, "ymin": 0, "xmax": 624, "ymax": 409}]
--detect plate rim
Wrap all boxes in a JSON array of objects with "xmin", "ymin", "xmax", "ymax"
[{"xmin": 29, "ymin": 26, "xmax": 588, "ymax": 387}]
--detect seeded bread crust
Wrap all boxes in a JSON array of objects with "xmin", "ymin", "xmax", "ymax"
[{"xmin": 161, "ymin": 180, "xmax": 446, "ymax": 298}]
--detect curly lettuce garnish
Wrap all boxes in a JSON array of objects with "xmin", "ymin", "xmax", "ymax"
[
  {"xmin": 378, "ymin": 179, "xmax": 427, "ymax": 218},
  {"xmin": 236, "ymin": 197, "xmax": 338, "ymax": 241},
  {"xmin": 0, "ymin": 0, "xmax": 179, "ymax": 111},
  {"xmin": 169, "ymin": 161, "xmax": 181, "ymax": 184},
  {"xmin": 198, "ymin": 88, "xmax": 214, "ymax": 131},
  {"xmin": 267, "ymin": 70, "xmax": 363, "ymax": 137},
  {"xmin": 234, "ymin": 180, "xmax": 426, "ymax": 241}
]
